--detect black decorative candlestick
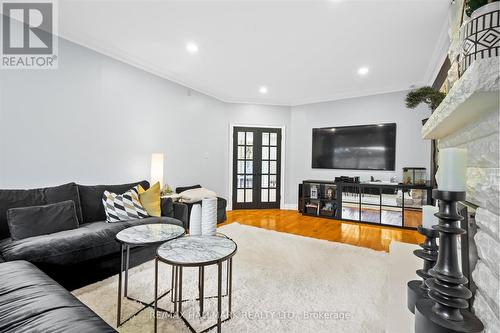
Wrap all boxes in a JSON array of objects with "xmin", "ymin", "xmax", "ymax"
[
  {"xmin": 415, "ymin": 190, "xmax": 484, "ymax": 333},
  {"xmin": 407, "ymin": 225, "xmax": 439, "ymax": 313}
]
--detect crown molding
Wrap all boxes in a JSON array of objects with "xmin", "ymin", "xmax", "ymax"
[
  {"xmin": 422, "ymin": 13, "xmax": 451, "ymax": 86},
  {"xmin": 58, "ymin": 30, "xmax": 423, "ymax": 107}
]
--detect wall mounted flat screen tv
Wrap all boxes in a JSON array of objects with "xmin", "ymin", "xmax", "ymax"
[{"xmin": 312, "ymin": 123, "xmax": 396, "ymax": 170}]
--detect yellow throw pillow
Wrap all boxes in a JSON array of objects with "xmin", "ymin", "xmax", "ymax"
[{"xmin": 137, "ymin": 182, "xmax": 161, "ymax": 217}]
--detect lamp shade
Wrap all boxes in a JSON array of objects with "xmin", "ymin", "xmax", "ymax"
[{"xmin": 150, "ymin": 153, "xmax": 164, "ymax": 187}]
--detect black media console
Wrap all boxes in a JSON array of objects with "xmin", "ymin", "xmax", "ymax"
[{"xmin": 300, "ymin": 179, "xmax": 433, "ymax": 229}]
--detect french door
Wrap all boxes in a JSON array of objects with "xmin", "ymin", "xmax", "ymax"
[{"xmin": 232, "ymin": 127, "xmax": 282, "ymax": 209}]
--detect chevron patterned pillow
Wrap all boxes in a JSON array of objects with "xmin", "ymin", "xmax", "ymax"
[{"xmin": 102, "ymin": 187, "xmax": 149, "ymax": 222}]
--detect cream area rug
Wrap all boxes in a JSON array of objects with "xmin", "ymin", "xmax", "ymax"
[{"xmin": 73, "ymin": 223, "xmax": 390, "ymax": 333}]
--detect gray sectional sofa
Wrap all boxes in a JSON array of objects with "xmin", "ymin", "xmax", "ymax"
[
  {"xmin": 0, "ymin": 180, "xmax": 189, "ymax": 332},
  {"xmin": 0, "ymin": 260, "xmax": 117, "ymax": 332},
  {"xmin": 0, "ymin": 181, "xmax": 188, "ymax": 290}
]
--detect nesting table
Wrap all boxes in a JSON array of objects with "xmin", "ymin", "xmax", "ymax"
[
  {"xmin": 155, "ymin": 235, "xmax": 237, "ymax": 333},
  {"xmin": 115, "ymin": 223, "xmax": 185, "ymax": 327}
]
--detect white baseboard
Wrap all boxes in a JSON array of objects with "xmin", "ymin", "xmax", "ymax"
[
  {"xmin": 226, "ymin": 205, "xmax": 297, "ymax": 211},
  {"xmin": 282, "ymin": 204, "xmax": 298, "ymax": 210}
]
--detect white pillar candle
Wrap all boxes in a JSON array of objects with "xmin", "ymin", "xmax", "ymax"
[
  {"xmin": 422, "ymin": 205, "xmax": 439, "ymax": 229},
  {"xmin": 437, "ymin": 148, "xmax": 467, "ymax": 192}
]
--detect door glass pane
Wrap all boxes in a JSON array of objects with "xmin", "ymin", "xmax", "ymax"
[
  {"xmin": 262, "ymin": 147, "xmax": 269, "ymax": 160},
  {"xmin": 269, "ymin": 189, "xmax": 276, "ymax": 202},
  {"xmin": 270, "ymin": 147, "xmax": 277, "ymax": 160},
  {"xmin": 237, "ymin": 175, "xmax": 245, "ymax": 188},
  {"xmin": 246, "ymin": 146, "xmax": 253, "ymax": 159},
  {"xmin": 238, "ymin": 146, "xmax": 245, "ymax": 159},
  {"xmin": 262, "ymin": 161, "xmax": 269, "ymax": 174},
  {"xmin": 246, "ymin": 132, "xmax": 253, "ymax": 145},
  {"xmin": 269, "ymin": 175, "xmax": 277, "ymax": 188},
  {"xmin": 262, "ymin": 175, "xmax": 269, "ymax": 188},
  {"xmin": 245, "ymin": 175, "xmax": 253, "ymax": 188},
  {"xmin": 261, "ymin": 189, "xmax": 268, "ymax": 202},
  {"xmin": 270, "ymin": 133, "xmax": 277, "ymax": 146},
  {"xmin": 237, "ymin": 189, "xmax": 244, "ymax": 202},
  {"xmin": 237, "ymin": 161, "xmax": 245, "ymax": 174},
  {"xmin": 245, "ymin": 161, "xmax": 253, "ymax": 174},
  {"xmin": 245, "ymin": 189, "xmax": 253, "ymax": 202},
  {"xmin": 237, "ymin": 132, "xmax": 245, "ymax": 145},
  {"xmin": 262, "ymin": 132, "xmax": 269, "ymax": 145},
  {"xmin": 270, "ymin": 161, "xmax": 277, "ymax": 174}
]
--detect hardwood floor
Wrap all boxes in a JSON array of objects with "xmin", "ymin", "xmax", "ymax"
[{"xmin": 222, "ymin": 209, "xmax": 423, "ymax": 252}]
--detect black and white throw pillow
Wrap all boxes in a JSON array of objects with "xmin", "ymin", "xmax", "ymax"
[{"xmin": 102, "ymin": 187, "xmax": 148, "ymax": 222}]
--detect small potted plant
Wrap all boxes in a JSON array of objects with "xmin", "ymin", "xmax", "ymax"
[
  {"xmin": 405, "ymin": 87, "xmax": 446, "ymax": 125},
  {"xmin": 465, "ymin": 0, "xmax": 499, "ymax": 17}
]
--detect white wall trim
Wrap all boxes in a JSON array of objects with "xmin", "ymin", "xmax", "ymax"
[
  {"xmin": 227, "ymin": 124, "xmax": 287, "ymax": 210},
  {"xmin": 282, "ymin": 204, "xmax": 298, "ymax": 210},
  {"xmin": 423, "ymin": 16, "xmax": 451, "ymax": 86},
  {"xmin": 58, "ymin": 31, "xmax": 438, "ymax": 107}
]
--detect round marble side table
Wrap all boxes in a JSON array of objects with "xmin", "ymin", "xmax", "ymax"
[
  {"xmin": 115, "ymin": 223, "xmax": 185, "ymax": 327},
  {"xmin": 155, "ymin": 234, "xmax": 237, "ymax": 333}
]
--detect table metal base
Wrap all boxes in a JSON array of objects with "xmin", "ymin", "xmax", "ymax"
[
  {"xmin": 117, "ymin": 244, "xmax": 174, "ymax": 327},
  {"xmin": 154, "ymin": 257, "xmax": 233, "ymax": 333}
]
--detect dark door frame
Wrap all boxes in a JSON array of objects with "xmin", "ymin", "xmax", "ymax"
[{"xmin": 228, "ymin": 124, "xmax": 286, "ymax": 210}]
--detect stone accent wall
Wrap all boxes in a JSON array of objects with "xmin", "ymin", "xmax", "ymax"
[{"xmin": 439, "ymin": 109, "xmax": 500, "ymax": 332}]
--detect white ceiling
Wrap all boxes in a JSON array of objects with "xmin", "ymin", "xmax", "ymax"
[{"xmin": 59, "ymin": 0, "xmax": 450, "ymax": 106}]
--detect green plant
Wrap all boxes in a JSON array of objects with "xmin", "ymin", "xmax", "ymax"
[
  {"xmin": 466, "ymin": 0, "xmax": 499, "ymax": 17},
  {"xmin": 405, "ymin": 87, "xmax": 446, "ymax": 112}
]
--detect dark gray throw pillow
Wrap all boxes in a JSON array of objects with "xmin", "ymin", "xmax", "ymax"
[{"xmin": 6, "ymin": 200, "xmax": 79, "ymax": 240}]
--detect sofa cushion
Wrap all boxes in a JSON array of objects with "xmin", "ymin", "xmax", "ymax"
[
  {"xmin": 103, "ymin": 188, "xmax": 149, "ymax": 223},
  {"xmin": 77, "ymin": 181, "xmax": 149, "ymax": 223},
  {"xmin": 0, "ymin": 260, "xmax": 115, "ymax": 333},
  {"xmin": 137, "ymin": 182, "xmax": 161, "ymax": 217},
  {"xmin": 180, "ymin": 187, "xmax": 217, "ymax": 203},
  {"xmin": 7, "ymin": 200, "xmax": 79, "ymax": 240},
  {"xmin": 161, "ymin": 197, "xmax": 174, "ymax": 217},
  {"xmin": 0, "ymin": 183, "xmax": 83, "ymax": 240},
  {"xmin": 175, "ymin": 184, "xmax": 201, "ymax": 194},
  {"xmin": 0, "ymin": 216, "xmax": 182, "ymax": 265}
]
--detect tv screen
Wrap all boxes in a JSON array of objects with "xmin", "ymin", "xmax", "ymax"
[{"xmin": 312, "ymin": 123, "xmax": 396, "ymax": 170}]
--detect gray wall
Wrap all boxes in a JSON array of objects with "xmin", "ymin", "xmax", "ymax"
[
  {"xmin": 286, "ymin": 92, "xmax": 431, "ymax": 206},
  {"xmin": 0, "ymin": 38, "xmax": 430, "ymax": 208},
  {"xmin": 0, "ymin": 38, "xmax": 291, "ymax": 202}
]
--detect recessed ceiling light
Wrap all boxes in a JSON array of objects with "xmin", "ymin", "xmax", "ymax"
[
  {"xmin": 186, "ymin": 42, "xmax": 199, "ymax": 54},
  {"xmin": 259, "ymin": 86, "xmax": 268, "ymax": 94},
  {"xmin": 358, "ymin": 67, "xmax": 369, "ymax": 76}
]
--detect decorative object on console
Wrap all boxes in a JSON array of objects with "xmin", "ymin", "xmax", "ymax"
[
  {"xmin": 310, "ymin": 185, "xmax": 318, "ymax": 199},
  {"xmin": 201, "ymin": 197, "xmax": 217, "ymax": 235},
  {"xmin": 6, "ymin": 200, "xmax": 79, "ymax": 240},
  {"xmin": 403, "ymin": 167, "xmax": 427, "ymax": 185},
  {"xmin": 415, "ymin": 148, "xmax": 483, "ymax": 333},
  {"xmin": 325, "ymin": 185, "xmax": 335, "ymax": 200},
  {"xmin": 137, "ymin": 182, "xmax": 161, "ymax": 217},
  {"xmin": 460, "ymin": 1, "xmax": 500, "ymax": 75},
  {"xmin": 102, "ymin": 188, "xmax": 149, "ymax": 223},
  {"xmin": 189, "ymin": 204, "xmax": 202, "ymax": 235},
  {"xmin": 407, "ymin": 206, "xmax": 439, "ymax": 313}
]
